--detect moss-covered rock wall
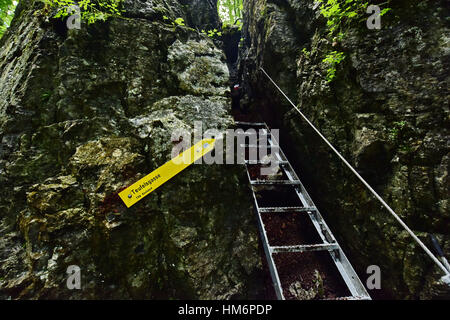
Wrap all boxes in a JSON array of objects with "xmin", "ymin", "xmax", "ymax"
[
  {"xmin": 240, "ymin": 0, "xmax": 449, "ymax": 299},
  {"xmin": 0, "ymin": 0, "xmax": 262, "ymax": 299}
]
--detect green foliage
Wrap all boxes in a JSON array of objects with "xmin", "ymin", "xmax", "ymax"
[
  {"xmin": 41, "ymin": 90, "xmax": 52, "ymax": 102},
  {"xmin": 44, "ymin": 0, "xmax": 123, "ymax": 25},
  {"xmin": 217, "ymin": 0, "xmax": 242, "ymax": 29},
  {"xmin": 318, "ymin": 0, "xmax": 369, "ymax": 34},
  {"xmin": 318, "ymin": 0, "xmax": 391, "ymax": 35},
  {"xmin": 0, "ymin": 0, "xmax": 16, "ymax": 38},
  {"xmin": 260, "ymin": 5, "xmax": 267, "ymax": 17},
  {"xmin": 302, "ymin": 48, "xmax": 311, "ymax": 58},
  {"xmin": 380, "ymin": 8, "xmax": 391, "ymax": 16},
  {"xmin": 322, "ymin": 51, "xmax": 345, "ymax": 82},
  {"xmin": 316, "ymin": 1, "xmax": 392, "ymax": 83},
  {"xmin": 163, "ymin": 16, "xmax": 187, "ymax": 28},
  {"xmin": 174, "ymin": 17, "xmax": 185, "ymax": 26},
  {"xmin": 200, "ymin": 28, "xmax": 222, "ymax": 38},
  {"xmin": 388, "ymin": 121, "xmax": 407, "ymax": 143}
]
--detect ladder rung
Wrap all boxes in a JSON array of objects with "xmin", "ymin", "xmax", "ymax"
[
  {"xmin": 240, "ymin": 143, "xmax": 278, "ymax": 148},
  {"xmin": 270, "ymin": 243, "xmax": 339, "ymax": 253},
  {"xmin": 245, "ymin": 160, "xmax": 288, "ymax": 165},
  {"xmin": 235, "ymin": 131, "xmax": 270, "ymax": 136},
  {"xmin": 258, "ymin": 206, "xmax": 316, "ymax": 213},
  {"xmin": 235, "ymin": 121, "xmax": 266, "ymax": 127},
  {"xmin": 251, "ymin": 180, "xmax": 300, "ymax": 185},
  {"xmin": 325, "ymin": 296, "xmax": 372, "ymax": 301},
  {"xmin": 235, "ymin": 131, "xmax": 272, "ymax": 137}
]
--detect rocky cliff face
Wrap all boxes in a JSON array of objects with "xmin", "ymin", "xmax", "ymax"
[
  {"xmin": 0, "ymin": 0, "xmax": 262, "ymax": 299},
  {"xmin": 239, "ymin": 0, "xmax": 449, "ymax": 299}
]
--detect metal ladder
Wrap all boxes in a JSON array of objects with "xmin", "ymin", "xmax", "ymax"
[{"xmin": 235, "ymin": 121, "xmax": 371, "ymax": 300}]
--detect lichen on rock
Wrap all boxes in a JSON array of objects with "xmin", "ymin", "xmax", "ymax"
[{"xmin": 0, "ymin": 0, "xmax": 261, "ymax": 299}]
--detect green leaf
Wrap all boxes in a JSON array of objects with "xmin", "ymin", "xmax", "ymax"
[{"xmin": 174, "ymin": 17, "xmax": 185, "ymax": 26}]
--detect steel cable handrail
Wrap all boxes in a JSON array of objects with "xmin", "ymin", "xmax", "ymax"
[{"xmin": 260, "ymin": 67, "xmax": 450, "ymax": 277}]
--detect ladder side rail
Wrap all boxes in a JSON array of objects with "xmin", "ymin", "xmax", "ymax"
[
  {"xmin": 266, "ymin": 125, "xmax": 370, "ymax": 299},
  {"xmin": 329, "ymin": 248, "xmax": 371, "ymax": 298},
  {"xmin": 245, "ymin": 167, "xmax": 286, "ymax": 300}
]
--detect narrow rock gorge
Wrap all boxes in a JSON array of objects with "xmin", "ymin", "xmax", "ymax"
[
  {"xmin": 0, "ymin": 0, "xmax": 263, "ymax": 299},
  {"xmin": 238, "ymin": 0, "xmax": 449, "ymax": 299},
  {"xmin": 0, "ymin": 0, "xmax": 448, "ymax": 300}
]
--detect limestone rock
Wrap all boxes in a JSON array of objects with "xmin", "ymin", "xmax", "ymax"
[
  {"xmin": 240, "ymin": 0, "xmax": 449, "ymax": 299},
  {"xmin": 0, "ymin": 0, "xmax": 260, "ymax": 299}
]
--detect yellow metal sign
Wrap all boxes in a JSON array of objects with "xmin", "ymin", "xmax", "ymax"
[{"xmin": 119, "ymin": 138, "xmax": 216, "ymax": 208}]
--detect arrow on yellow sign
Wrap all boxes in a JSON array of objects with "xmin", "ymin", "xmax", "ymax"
[{"xmin": 119, "ymin": 138, "xmax": 216, "ymax": 208}]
